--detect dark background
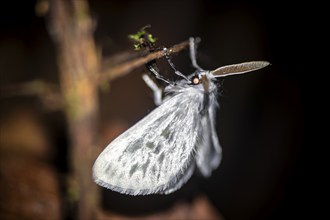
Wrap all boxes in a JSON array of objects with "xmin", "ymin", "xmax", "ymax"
[{"xmin": 0, "ymin": 0, "xmax": 318, "ymax": 219}]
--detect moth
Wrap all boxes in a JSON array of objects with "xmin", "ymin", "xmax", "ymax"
[{"xmin": 93, "ymin": 37, "xmax": 269, "ymax": 195}]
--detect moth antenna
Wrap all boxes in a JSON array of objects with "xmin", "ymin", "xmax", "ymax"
[
  {"xmin": 211, "ymin": 61, "xmax": 270, "ymax": 77},
  {"xmin": 189, "ymin": 37, "xmax": 203, "ymax": 71}
]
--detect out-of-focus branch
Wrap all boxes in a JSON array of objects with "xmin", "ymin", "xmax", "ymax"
[
  {"xmin": 98, "ymin": 40, "xmax": 189, "ymax": 82},
  {"xmin": 0, "ymin": 81, "xmax": 62, "ymax": 110},
  {"xmin": 48, "ymin": 0, "xmax": 99, "ymax": 219}
]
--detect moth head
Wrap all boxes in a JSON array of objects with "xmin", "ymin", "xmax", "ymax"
[
  {"xmin": 191, "ymin": 74, "xmax": 201, "ymax": 85},
  {"xmin": 190, "ymin": 71, "xmax": 211, "ymax": 92},
  {"xmin": 190, "ymin": 70, "xmax": 207, "ymax": 85}
]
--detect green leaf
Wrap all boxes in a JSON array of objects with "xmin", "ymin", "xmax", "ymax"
[{"xmin": 148, "ymin": 34, "xmax": 157, "ymax": 43}]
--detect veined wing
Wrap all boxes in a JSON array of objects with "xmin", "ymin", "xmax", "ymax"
[{"xmin": 93, "ymin": 87, "xmax": 204, "ymax": 195}]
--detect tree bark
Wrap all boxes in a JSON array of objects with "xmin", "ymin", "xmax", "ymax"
[{"xmin": 49, "ymin": 0, "xmax": 99, "ymax": 219}]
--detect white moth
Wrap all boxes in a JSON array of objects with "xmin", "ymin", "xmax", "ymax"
[{"xmin": 93, "ymin": 37, "xmax": 269, "ymax": 195}]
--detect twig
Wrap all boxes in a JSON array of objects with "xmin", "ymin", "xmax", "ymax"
[
  {"xmin": 0, "ymin": 80, "xmax": 62, "ymax": 110},
  {"xmin": 99, "ymin": 40, "xmax": 189, "ymax": 82}
]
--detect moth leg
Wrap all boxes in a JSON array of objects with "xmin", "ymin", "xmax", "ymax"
[
  {"xmin": 146, "ymin": 62, "xmax": 173, "ymax": 85},
  {"xmin": 142, "ymin": 74, "xmax": 163, "ymax": 106},
  {"xmin": 189, "ymin": 37, "xmax": 203, "ymax": 71},
  {"xmin": 163, "ymin": 47, "xmax": 189, "ymax": 81}
]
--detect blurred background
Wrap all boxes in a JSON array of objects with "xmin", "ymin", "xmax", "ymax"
[{"xmin": 0, "ymin": 0, "xmax": 315, "ymax": 219}]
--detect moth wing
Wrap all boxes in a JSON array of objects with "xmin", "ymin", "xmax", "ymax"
[
  {"xmin": 196, "ymin": 100, "xmax": 222, "ymax": 177},
  {"xmin": 163, "ymin": 162, "xmax": 195, "ymax": 194},
  {"xmin": 93, "ymin": 88, "xmax": 203, "ymax": 195}
]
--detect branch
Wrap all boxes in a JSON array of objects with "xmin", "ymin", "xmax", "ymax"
[
  {"xmin": 49, "ymin": 0, "xmax": 100, "ymax": 218},
  {"xmin": 0, "ymin": 80, "xmax": 62, "ymax": 110},
  {"xmin": 98, "ymin": 40, "xmax": 189, "ymax": 82}
]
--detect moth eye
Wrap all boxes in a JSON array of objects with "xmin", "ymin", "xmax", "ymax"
[{"xmin": 192, "ymin": 76, "xmax": 200, "ymax": 85}]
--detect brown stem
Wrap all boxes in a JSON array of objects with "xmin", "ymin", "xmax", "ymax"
[
  {"xmin": 0, "ymin": 80, "xmax": 62, "ymax": 110},
  {"xmin": 48, "ymin": 0, "xmax": 99, "ymax": 219},
  {"xmin": 99, "ymin": 40, "xmax": 189, "ymax": 82}
]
